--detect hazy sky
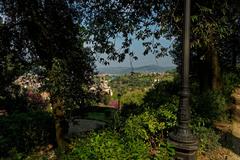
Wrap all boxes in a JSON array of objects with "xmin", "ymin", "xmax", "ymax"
[{"xmin": 96, "ymin": 37, "xmax": 176, "ymax": 68}]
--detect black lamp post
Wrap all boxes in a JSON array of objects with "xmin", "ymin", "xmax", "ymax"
[{"xmin": 169, "ymin": 0, "xmax": 198, "ymax": 159}]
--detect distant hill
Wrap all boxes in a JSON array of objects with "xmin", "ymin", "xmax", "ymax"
[{"xmin": 97, "ymin": 65, "xmax": 176, "ymax": 74}]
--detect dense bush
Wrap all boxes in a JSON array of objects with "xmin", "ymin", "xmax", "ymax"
[
  {"xmin": 222, "ymin": 72, "xmax": 240, "ymax": 100},
  {"xmin": 191, "ymin": 117, "xmax": 221, "ymax": 154},
  {"xmin": 64, "ymin": 130, "xmax": 150, "ymax": 160},
  {"xmin": 119, "ymin": 78, "xmax": 179, "ymax": 119},
  {"xmin": 124, "ymin": 104, "xmax": 177, "ymax": 142},
  {"xmin": 191, "ymin": 90, "xmax": 228, "ymax": 122},
  {"xmin": 0, "ymin": 84, "xmax": 50, "ymax": 114},
  {"xmin": 64, "ymin": 100, "xmax": 177, "ymax": 160},
  {"xmin": 143, "ymin": 79, "xmax": 180, "ymax": 108},
  {"xmin": 124, "ymin": 111, "xmax": 164, "ymax": 141},
  {"xmin": 65, "ymin": 129, "xmax": 175, "ymax": 160},
  {"xmin": 0, "ymin": 111, "xmax": 55, "ymax": 157},
  {"xmin": 0, "ymin": 85, "xmax": 29, "ymax": 113},
  {"xmin": 121, "ymin": 90, "xmax": 145, "ymax": 107},
  {"xmin": 25, "ymin": 90, "xmax": 49, "ymax": 112},
  {"xmin": 109, "ymin": 73, "xmax": 175, "ymax": 100},
  {"xmin": 120, "ymin": 90, "xmax": 146, "ymax": 117},
  {"xmin": 123, "ymin": 102, "xmax": 177, "ymax": 156}
]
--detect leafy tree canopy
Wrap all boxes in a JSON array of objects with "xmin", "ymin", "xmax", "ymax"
[{"xmin": 0, "ymin": 0, "xmax": 95, "ymax": 110}]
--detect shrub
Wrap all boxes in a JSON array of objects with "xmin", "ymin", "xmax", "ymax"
[
  {"xmin": 154, "ymin": 102, "xmax": 178, "ymax": 129},
  {"xmin": 120, "ymin": 90, "xmax": 146, "ymax": 117},
  {"xmin": 3, "ymin": 148, "xmax": 24, "ymax": 160},
  {"xmin": 65, "ymin": 101, "xmax": 177, "ymax": 160},
  {"xmin": 124, "ymin": 102, "xmax": 177, "ymax": 142},
  {"xmin": 124, "ymin": 111, "xmax": 164, "ymax": 141},
  {"xmin": 65, "ymin": 129, "xmax": 175, "ymax": 160},
  {"xmin": 0, "ymin": 111, "xmax": 55, "ymax": 157},
  {"xmin": 143, "ymin": 79, "xmax": 180, "ymax": 108},
  {"xmin": 26, "ymin": 90, "xmax": 49, "ymax": 111},
  {"xmin": 222, "ymin": 72, "xmax": 240, "ymax": 100},
  {"xmin": 191, "ymin": 117, "xmax": 221, "ymax": 154},
  {"xmin": 64, "ymin": 131, "xmax": 149, "ymax": 160},
  {"xmin": 153, "ymin": 141, "xmax": 175, "ymax": 160},
  {"xmin": 0, "ymin": 85, "xmax": 50, "ymax": 114},
  {"xmin": 122, "ymin": 103, "xmax": 177, "ymax": 159},
  {"xmin": 191, "ymin": 90, "xmax": 228, "ymax": 122},
  {"xmin": 0, "ymin": 85, "xmax": 29, "ymax": 113},
  {"xmin": 121, "ymin": 90, "xmax": 145, "ymax": 107}
]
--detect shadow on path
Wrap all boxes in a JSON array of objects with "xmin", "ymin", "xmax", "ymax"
[
  {"xmin": 220, "ymin": 132, "xmax": 240, "ymax": 156},
  {"xmin": 219, "ymin": 87, "xmax": 240, "ymax": 156}
]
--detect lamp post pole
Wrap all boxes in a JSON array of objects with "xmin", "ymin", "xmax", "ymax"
[{"xmin": 169, "ymin": 0, "xmax": 198, "ymax": 159}]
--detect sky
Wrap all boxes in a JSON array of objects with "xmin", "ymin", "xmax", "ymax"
[{"xmin": 95, "ymin": 37, "xmax": 176, "ymax": 68}]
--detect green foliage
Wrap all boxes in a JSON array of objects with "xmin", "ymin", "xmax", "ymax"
[
  {"xmin": 110, "ymin": 73, "xmax": 176, "ymax": 119},
  {"xmin": 192, "ymin": 91, "xmax": 228, "ymax": 122},
  {"xmin": 0, "ymin": 112, "xmax": 55, "ymax": 157},
  {"xmin": 124, "ymin": 103, "xmax": 177, "ymax": 142},
  {"xmin": 110, "ymin": 73, "xmax": 174, "ymax": 99},
  {"xmin": 64, "ymin": 95, "xmax": 177, "ymax": 160},
  {"xmin": 0, "ymin": 84, "xmax": 50, "ymax": 114},
  {"xmin": 192, "ymin": 117, "xmax": 221, "ymax": 154},
  {"xmin": 25, "ymin": 90, "xmax": 49, "ymax": 112},
  {"xmin": 2, "ymin": 148, "xmax": 24, "ymax": 160},
  {"xmin": 0, "ymin": 0, "xmax": 96, "ymax": 113},
  {"xmin": 0, "ymin": 85, "xmax": 28, "ymax": 113},
  {"xmin": 103, "ymin": 94, "xmax": 111, "ymax": 105},
  {"xmin": 143, "ymin": 78, "xmax": 180, "ymax": 108},
  {"xmin": 120, "ymin": 89, "xmax": 146, "ymax": 117},
  {"xmin": 155, "ymin": 103, "xmax": 178, "ymax": 129},
  {"xmin": 154, "ymin": 142, "xmax": 175, "ymax": 160},
  {"xmin": 96, "ymin": 93, "xmax": 111, "ymax": 105},
  {"xmin": 64, "ymin": 131, "xmax": 149, "ymax": 160},
  {"xmin": 46, "ymin": 52, "xmax": 95, "ymax": 111},
  {"xmin": 121, "ymin": 89, "xmax": 145, "ymax": 107},
  {"xmin": 222, "ymin": 71, "xmax": 240, "ymax": 98},
  {"xmin": 117, "ymin": 74, "xmax": 178, "ymax": 134},
  {"xmin": 65, "ymin": 128, "xmax": 175, "ymax": 160},
  {"xmin": 124, "ymin": 111, "xmax": 164, "ymax": 141},
  {"xmin": 76, "ymin": 0, "xmax": 240, "ymax": 74}
]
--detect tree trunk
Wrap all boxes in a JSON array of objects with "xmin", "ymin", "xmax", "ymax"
[
  {"xmin": 210, "ymin": 49, "xmax": 221, "ymax": 90},
  {"xmin": 232, "ymin": 50, "xmax": 237, "ymax": 70},
  {"xmin": 199, "ymin": 47, "xmax": 221, "ymax": 92},
  {"xmin": 53, "ymin": 98, "xmax": 68, "ymax": 151},
  {"xmin": 199, "ymin": 58, "xmax": 210, "ymax": 93}
]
